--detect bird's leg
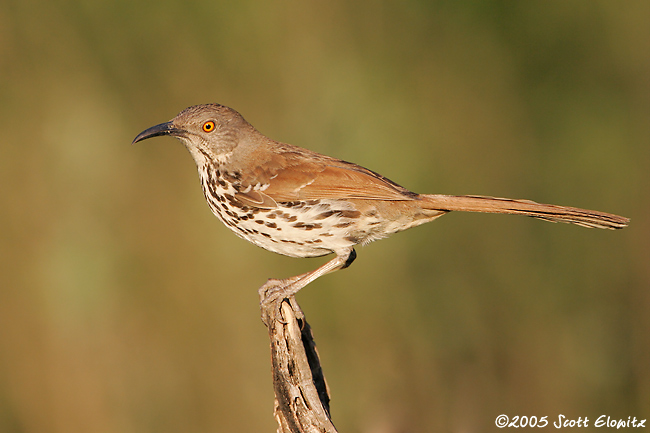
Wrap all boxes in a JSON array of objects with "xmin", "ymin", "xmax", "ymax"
[{"xmin": 259, "ymin": 248, "xmax": 356, "ymax": 305}]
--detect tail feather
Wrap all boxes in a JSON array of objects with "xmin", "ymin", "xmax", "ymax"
[{"xmin": 421, "ymin": 194, "xmax": 629, "ymax": 230}]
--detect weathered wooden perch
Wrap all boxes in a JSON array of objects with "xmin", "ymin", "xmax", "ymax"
[{"xmin": 259, "ymin": 290, "xmax": 338, "ymax": 433}]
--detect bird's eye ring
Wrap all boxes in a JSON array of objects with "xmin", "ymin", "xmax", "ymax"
[{"xmin": 202, "ymin": 121, "xmax": 216, "ymax": 132}]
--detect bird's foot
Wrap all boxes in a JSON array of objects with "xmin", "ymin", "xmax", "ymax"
[
  {"xmin": 258, "ymin": 275, "xmax": 307, "ymax": 316},
  {"xmin": 258, "ymin": 272, "xmax": 306, "ymax": 303},
  {"xmin": 258, "ymin": 278, "xmax": 290, "ymax": 306},
  {"xmin": 258, "ymin": 277, "xmax": 307, "ymax": 326}
]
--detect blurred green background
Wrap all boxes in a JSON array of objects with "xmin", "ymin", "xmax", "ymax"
[{"xmin": 1, "ymin": 1, "xmax": 648, "ymax": 432}]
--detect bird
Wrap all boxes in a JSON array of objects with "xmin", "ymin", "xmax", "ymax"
[{"xmin": 133, "ymin": 103, "xmax": 629, "ymax": 301}]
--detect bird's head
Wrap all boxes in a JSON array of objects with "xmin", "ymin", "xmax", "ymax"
[{"xmin": 133, "ymin": 103, "xmax": 251, "ymax": 164}]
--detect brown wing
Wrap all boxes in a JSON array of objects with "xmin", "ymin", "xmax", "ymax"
[{"xmin": 234, "ymin": 148, "xmax": 416, "ymax": 207}]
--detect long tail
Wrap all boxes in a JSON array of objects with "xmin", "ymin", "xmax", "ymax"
[{"xmin": 421, "ymin": 194, "xmax": 629, "ymax": 229}]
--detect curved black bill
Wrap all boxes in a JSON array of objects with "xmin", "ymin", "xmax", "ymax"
[{"xmin": 132, "ymin": 121, "xmax": 184, "ymax": 144}]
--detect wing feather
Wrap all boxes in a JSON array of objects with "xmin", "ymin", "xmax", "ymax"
[
  {"xmin": 233, "ymin": 145, "xmax": 417, "ymax": 206},
  {"xmin": 264, "ymin": 163, "xmax": 413, "ymax": 202}
]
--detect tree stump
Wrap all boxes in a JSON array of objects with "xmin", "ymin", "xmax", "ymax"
[{"xmin": 260, "ymin": 292, "xmax": 338, "ymax": 433}]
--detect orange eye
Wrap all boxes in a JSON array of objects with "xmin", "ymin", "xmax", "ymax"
[{"xmin": 202, "ymin": 121, "xmax": 216, "ymax": 132}]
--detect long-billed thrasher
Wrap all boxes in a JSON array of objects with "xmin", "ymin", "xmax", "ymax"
[{"xmin": 133, "ymin": 104, "xmax": 629, "ymax": 300}]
